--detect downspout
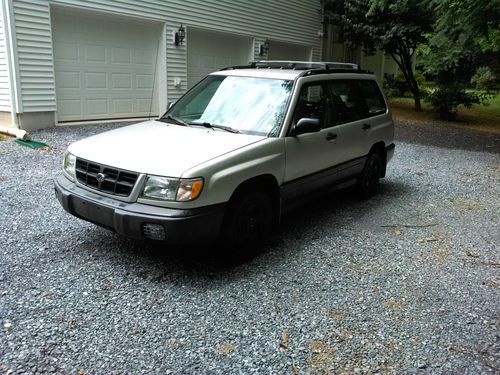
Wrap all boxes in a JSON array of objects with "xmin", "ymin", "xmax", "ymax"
[{"xmin": 0, "ymin": 0, "xmax": 28, "ymax": 140}]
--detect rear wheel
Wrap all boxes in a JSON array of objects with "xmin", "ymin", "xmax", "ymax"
[
  {"xmin": 357, "ymin": 152, "xmax": 382, "ymax": 199},
  {"xmin": 220, "ymin": 190, "xmax": 273, "ymax": 261}
]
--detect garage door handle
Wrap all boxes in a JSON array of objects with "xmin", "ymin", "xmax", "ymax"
[
  {"xmin": 362, "ymin": 123, "xmax": 371, "ymax": 130},
  {"xmin": 325, "ymin": 133, "xmax": 338, "ymax": 141}
]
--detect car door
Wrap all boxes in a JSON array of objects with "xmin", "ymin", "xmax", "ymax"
[
  {"xmin": 326, "ymin": 79, "xmax": 372, "ymax": 163},
  {"xmin": 283, "ymin": 82, "xmax": 345, "ymax": 200}
]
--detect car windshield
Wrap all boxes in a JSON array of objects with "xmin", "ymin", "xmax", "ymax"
[{"xmin": 163, "ymin": 75, "xmax": 293, "ymax": 136}]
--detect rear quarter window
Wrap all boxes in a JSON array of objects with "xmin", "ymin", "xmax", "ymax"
[{"xmin": 358, "ymin": 80, "xmax": 387, "ymax": 116}]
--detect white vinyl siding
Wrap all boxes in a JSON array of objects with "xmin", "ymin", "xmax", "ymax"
[
  {"xmin": 13, "ymin": 1, "xmax": 55, "ymax": 112},
  {"xmin": 10, "ymin": 0, "xmax": 322, "ymax": 114},
  {"xmin": 0, "ymin": 3, "xmax": 11, "ymax": 111}
]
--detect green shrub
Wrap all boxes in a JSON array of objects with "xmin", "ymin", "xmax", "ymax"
[
  {"xmin": 383, "ymin": 70, "xmax": 426, "ymax": 97},
  {"xmin": 424, "ymin": 84, "xmax": 482, "ymax": 120},
  {"xmin": 471, "ymin": 66, "xmax": 497, "ymax": 92}
]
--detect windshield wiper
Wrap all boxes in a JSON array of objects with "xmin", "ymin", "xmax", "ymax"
[
  {"xmin": 159, "ymin": 115, "xmax": 191, "ymax": 127},
  {"xmin": 197, "ymin": 122, "xmax": 239, "ymax": 133}
]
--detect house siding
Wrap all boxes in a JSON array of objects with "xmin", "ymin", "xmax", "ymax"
[
  {"xmin": 0, "ymin": 3, "xmax": 11, "ymax": 112},
  {"xmin": 10, "ymin": 0, "xmax": 322, "ymax": 113}
]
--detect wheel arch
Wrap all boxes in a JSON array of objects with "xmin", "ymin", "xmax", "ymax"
[{"xmin": 228, "ymin": 174, "xmax": 281, "ymax": 224}]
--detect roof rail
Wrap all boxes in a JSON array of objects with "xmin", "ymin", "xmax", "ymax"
[
  {"xmin": 220, "ymin": 60, "xmax": 360, "ymax": 71},
  {"xmin": 259, "ymin": 61, "xmax": 359, "ymax": 70}
]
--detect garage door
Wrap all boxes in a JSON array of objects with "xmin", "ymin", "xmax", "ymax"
[
  {"xmin": 52, "ymin": 9, "xmax": 160, "ymax": 122},
  {"xmin": 268, "ymin": 41, "xmax": 311, "ymax": 61},
  {"xmin": 187, "ymin": 29, "xmax": 252, "ymax": 88}
]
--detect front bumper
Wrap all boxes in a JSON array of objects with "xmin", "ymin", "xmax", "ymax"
[{"xmin": 54, "ymin": 174, "xmax": 226, "ymax": 244}]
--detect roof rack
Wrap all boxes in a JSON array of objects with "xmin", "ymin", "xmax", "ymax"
[
  {"xmin": 219, "ymin": 60, "xmax": 373, "ymax": 76},
  {"xmin": 220, "ymin": 60, "xmax": 359, "ymax": 71},
  {"xmin": 259, "ymin": 60, "xmax": 359, "ymax": 70}
]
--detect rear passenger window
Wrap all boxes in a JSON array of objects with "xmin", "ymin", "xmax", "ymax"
[
  {"xmin": 327, "ymin": 79, "xmax": 386, "ymax": 125},
  {"xmin": 358, "ymin": 80, "xmax": 387, "ymax": 115},
  {"xmin": 328, "ymin": 80, "xmax": 368, "ymax": 124}
]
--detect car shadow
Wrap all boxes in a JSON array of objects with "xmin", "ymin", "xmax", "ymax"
[{"xmin": 74, "ymin": 178, "xmax": 411, "ymax": 285}]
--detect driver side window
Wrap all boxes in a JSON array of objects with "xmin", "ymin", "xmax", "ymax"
[{"xmin": 292, "ymin": 83, "xmax": 330, "ymax": 128}]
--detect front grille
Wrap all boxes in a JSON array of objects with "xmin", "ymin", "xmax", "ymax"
[{"xmin": 75, "ymin": 158, "xmax": 138, "ymax": 197}]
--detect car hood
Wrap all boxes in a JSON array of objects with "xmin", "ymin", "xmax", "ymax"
[{"xmin": 68, "ymin": 120, "xmax": 266, "ymax": 177}]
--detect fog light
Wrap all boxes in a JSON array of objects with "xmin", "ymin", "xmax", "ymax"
[{"xmin": 142, "ymin": 223, "xmax": 166, "ymax": 241}]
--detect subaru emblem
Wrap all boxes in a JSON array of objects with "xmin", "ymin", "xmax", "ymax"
[{"xmin": 96, "ymin": 172, "xmax": 106, "ymax": 183}]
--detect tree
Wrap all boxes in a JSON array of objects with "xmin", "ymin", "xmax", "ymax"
[
  {"xmin": 322, "ymin": 0, "xmax": 433, "ymax": 111},
  {"xmin": 422, "ymin": 0, "xmax": 500, "ymax": 78}
]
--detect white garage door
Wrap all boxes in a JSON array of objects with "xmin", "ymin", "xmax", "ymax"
[
  {"xmin": 52, "ymin": 9, "xmax": 160, "ymax": 122},
  {"xmin": 187, "ymin": 29, "xmax": 252, "ymax": 88},
  {"xmin": 268, "ymin": 40, "xmax": 311, "ymax": 61}
]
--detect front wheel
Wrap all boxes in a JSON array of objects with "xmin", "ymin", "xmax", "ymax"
[
  {"xmin": 220, "ymin": 190, "xmax": 273, "ymax": 261},
  {"xmin": 357, "ymin": 153, "xmax": 382, "ymax": 199}
]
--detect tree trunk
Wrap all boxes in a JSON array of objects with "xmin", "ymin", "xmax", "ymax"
[
  {"xmin": 406, "ymin": 67, "xmax": 422, "ymax": 111},
  {"xmin": 390, "ymin": 51, "xmax": 422, "ymax": 111}
]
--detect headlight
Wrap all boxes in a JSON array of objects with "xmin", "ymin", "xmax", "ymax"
[
  {"xmin": 63, "ymin": 151, "xmax": 76, "ymax": 180},
  {"xmin": 141, "ymin": 176, "xmax": 179, "ymax": 200},
  {"xmin": 141, "ymin": 176, "xmax": 203, "ymax": 201}
]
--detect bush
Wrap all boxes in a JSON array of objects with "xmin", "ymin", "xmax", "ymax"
[
  {"xmin": 424, "ymin": 84, "xmax": 482, "ymax": 120},
  {"xmin": 471, "ymin": 66, "xmax": 497, "ymax": 92},
  {"xmin": 383, "ymin": 70, "xmax": 426, "ymax": 97}
]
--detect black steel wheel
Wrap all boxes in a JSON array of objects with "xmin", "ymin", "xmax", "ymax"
[
  {"xmin": 357, "ymin": 153, "xmax": 381, "ymax": 199},
  {"xmin": 220, "ymin": 190, "xmax": 273, "ymax": 260}
]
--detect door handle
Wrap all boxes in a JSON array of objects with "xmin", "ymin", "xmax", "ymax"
[
  {"xmin": 326, "ymin": 133, "xmax": 338, "ymax": 141},
  {"xmin": 362, "ymin": 123, "xmax": 371, "ymax": 130}
]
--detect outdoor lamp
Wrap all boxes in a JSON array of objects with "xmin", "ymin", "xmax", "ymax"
[{"xmin": 175, "ymin": 24, "xmax": 185, "ymax": 46}]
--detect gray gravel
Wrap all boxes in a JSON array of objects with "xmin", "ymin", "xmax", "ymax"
[{"xmin": 0, "ymin": 121, "xmax": 499, "ymax": 374}]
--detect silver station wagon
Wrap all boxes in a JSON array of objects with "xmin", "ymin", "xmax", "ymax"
[{"xmin": 55, "ymin": 61, "xmax": 395, "ymax": 256}]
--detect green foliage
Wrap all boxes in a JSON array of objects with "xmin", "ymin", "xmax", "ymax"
[
  {"xmin": 423, "ymin": 0, "xmax": 500, "ymax": 75},
  {"xmin": 322, "ymin": 0, "xmax": 433, "ymax": 110},
  {"xmin": 471, "ymin": 67, "xmax": 497, "ymax": 92},
  {"xmin": 385, "ymin": 70, "xmax": 426, "ymax": 97},
  {"xmin": 424, "ymin": 84, "xmax": 482, "ymax": 120}
]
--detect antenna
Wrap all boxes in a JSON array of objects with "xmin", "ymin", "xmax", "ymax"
[{"xmin": 148, "ymin": 29, "xmax": 161, "ymax": 119}]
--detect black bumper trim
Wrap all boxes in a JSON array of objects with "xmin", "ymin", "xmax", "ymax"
[{"xmin": 54, "ymin": 174, "xmax": 226, "ymax": 244}]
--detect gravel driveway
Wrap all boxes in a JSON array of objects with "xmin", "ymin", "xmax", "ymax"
[{"xmin": 1, "ymin": 121, "xmax": 499, "ymax": 374}]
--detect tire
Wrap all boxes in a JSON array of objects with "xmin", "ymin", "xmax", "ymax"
[
  {"xmin": 220, "ymin": 190, "xmax": 273, "ymax": 261},
  {"xmin": 357, "ymin": 152, "xmax": 382, "ymax": 199}
]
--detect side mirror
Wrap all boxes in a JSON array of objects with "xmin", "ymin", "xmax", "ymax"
[{"xmin": 291, "ymin": 118, "xmax": 321, "ymax": 136}]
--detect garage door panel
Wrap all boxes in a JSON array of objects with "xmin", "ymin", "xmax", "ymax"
[
  {"xmin": 54, "ymin": 42, "xmax": 78, "ymax": 61},
  {"xmin": 268, "ymin": 41, "xmax": 311, "ymax": 61},
  {"xmin": 187, "ymin": 28, "xmax": 251, "ymax": 88},
  {"xmin": 111, "ymin": 74, "xmax": 133, "ymax": 89},
  {"xmin": 84, "ymin": 45, "xmax": 106, "ymax": 63},
  {"xmin": 56, "ymin": 71, "xmax": 80, "ymax": 89},
  {"xmin": 111, "ymin": 48, "xmax": 131, "ymax": 64},
  {"xmin": 52, "ymin": 9, "xmax": 159, "ymax": 122},
  {"xmin": 86, "ymin": 99, "xmax": 108, "ymax": 115},
  {"xmin": 135, "ymin": 50, "xmax": 154, "ymax": 65},
  {"xmin": 136, "ymin": 74, "xmax": 154, "ymax": 89},
  {"xmin": 136, "ymin": 98, "xmax": 154, "ymax": 113},
  {"xmin": 58, "ymin": 99, "xmax": 82, "ymax": 117},
  {"xmin": 85, "ymin": 73, "xmax": 107, "ymax": 89},
  {"xmin": 188, "ymin": 54, "xmax": 200, "ymax": 66},
  {"xmin": 113, "ymin": 99, "xmax": 134, "ymax": 114}
]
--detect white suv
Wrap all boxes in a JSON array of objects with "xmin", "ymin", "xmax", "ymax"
[{"xmin": 55, "ymin": 61, "xmax": 394, "ymax": 253}]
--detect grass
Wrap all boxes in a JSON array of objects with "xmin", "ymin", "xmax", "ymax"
[{"xmin": 389, "ymin": 94, "xmax": 500, "ymax": 133}]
